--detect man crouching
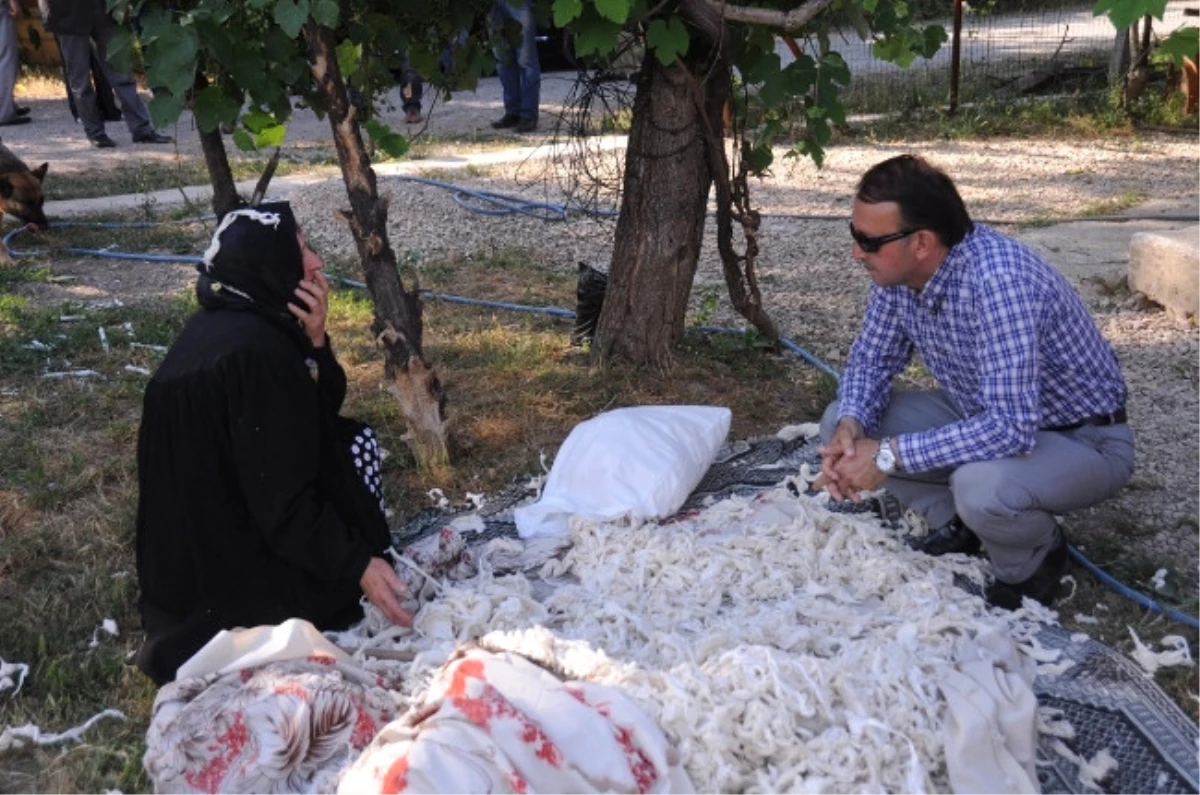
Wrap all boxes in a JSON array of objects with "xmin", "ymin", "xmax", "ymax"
[{"xmin": 816, "ymin": 154, "xmax": 1133, "ymax": 610}]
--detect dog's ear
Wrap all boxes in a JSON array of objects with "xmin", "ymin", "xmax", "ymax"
[
  {"xmin": 32, "ymin": 163, "xmax": 48, "ymax": 182},
  {"xmin": 0, "ymin": 178, "xmax": 12, "ymax": 198}
]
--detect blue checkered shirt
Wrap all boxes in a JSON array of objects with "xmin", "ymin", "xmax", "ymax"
[{"xmin": 838, "ymin": 224, "xmax": 1128, "ymax": 473}]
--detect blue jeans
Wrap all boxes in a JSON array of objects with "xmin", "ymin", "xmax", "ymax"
[{"xmin": 491, "ymin": 0, "xmax": 540, "ymax": 122}]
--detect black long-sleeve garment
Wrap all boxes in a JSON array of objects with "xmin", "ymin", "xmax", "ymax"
[{"xmin": 134, "ymin": 305, "xmax": 390, "ymax": 684}]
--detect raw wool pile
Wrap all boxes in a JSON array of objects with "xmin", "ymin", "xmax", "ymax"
[{"xmin": 339, "ymin": 482, "xmax": 1063, "ymax": 793}]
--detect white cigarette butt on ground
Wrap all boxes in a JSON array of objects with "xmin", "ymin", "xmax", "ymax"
[
  {"xmin": 98, "ymin": 327, "xmax": 109, "ymax": 352},
  {"xmin": 1150, "ymin": 568, "xmax": 1168, "ymax": 591},
  {"xmin": 0, "ymin": 659, "xmax": 30, "ymax": 697},
  {"xmin": 465, "ymin": 492, "xmax": 485, "ymax": 509},
  {"xmin": 59, "ymin": 315, "xmax": 82, "ymax": 322},
  {"xmin": 23, "ymin": 339, "xmax": 50, "ymax": 350},
  {"xmin": 122, "ymin": 322, "xmax": 134, "ymax": 335},
  {"xmin": 426, "ymin": 488, "xmax": 449, "ymax": 509},
  {"xmin": 125, "ymin": 365, "xmax": 151, "ymax": 376},
  {"xmin": 1074, "ymin": 613, "xmax": 1099, "ymax": 625},
  {"xmin": 129, "ymin": 342, "xmax": 168, "ymax": 353},
  {"xmin": 42, "ymin": 369, "xmax": 100, "ymax": 379},
  {"xmin": 89, "ymin": 619, "xmax": 119, "ymax": 648}
]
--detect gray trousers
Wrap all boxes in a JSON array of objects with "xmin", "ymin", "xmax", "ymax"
[
  {"xmin": 0, "ymin": 8, "xmax": 17, "ymax": 123},
  {"xmin": 56, "ymin": 17, "xmax": 152, "ymax": 140},
  {"xmin": 820, "ymin": 390, "xmax": 1135, "ymax": 582}
]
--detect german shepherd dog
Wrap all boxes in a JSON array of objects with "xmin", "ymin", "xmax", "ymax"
[{"xmin": 0, "ymin": 138, "xmax": 48, "ymax": 229}]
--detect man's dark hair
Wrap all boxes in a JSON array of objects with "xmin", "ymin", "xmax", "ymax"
[{"xmin": 856, "ymin": 155, "xmax": 974, "ymax": 248}]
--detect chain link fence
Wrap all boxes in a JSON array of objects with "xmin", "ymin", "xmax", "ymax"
[{"xmin": 808, "ymin": 0, "xmax": 1196, "ymax": 114}]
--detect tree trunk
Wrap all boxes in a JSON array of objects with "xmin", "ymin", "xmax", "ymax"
[
  {"xmin": 592, "ymin": 53, "xmax": 713, "ymax": 368},
  {"xmin": 593, "ymin": 0, "xmax": 775, "ymax": 366},
  {"xmin": 304, "ymin": 23, "xmax": 450, "ymax": 469},
  {"xmin": 194, "ymin": 71, "xmax": 242, "ymax": 216}
]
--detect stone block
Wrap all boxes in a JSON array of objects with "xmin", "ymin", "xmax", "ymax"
[{"xmin": 1128, "ymin": 226, "xmax": 1199, "ymax": 325}]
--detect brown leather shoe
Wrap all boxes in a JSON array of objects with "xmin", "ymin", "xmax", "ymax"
[
  {"xmin": 985, "ymin": 532, "xmax": 1070, "ymax": 610},
  {"xmin": 905, "ymin": 516, "xmax": 982, "ymax": 557}
]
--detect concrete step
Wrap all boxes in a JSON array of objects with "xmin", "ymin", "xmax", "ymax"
[{"xmin": 1128, "ymin": 226, "xmax": 1199, "ymax": 326}]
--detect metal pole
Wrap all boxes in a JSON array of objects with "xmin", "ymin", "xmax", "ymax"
[{"xmin": 949, "ymin": 0, "xmax": 964, "ymax": 115}]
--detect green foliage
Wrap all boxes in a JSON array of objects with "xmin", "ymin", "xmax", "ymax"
[
  {"xmin": 557, "ymin": 0, "xmax": 946, "ymax": 165},
  {"xmin": 106, "ymin": 0, "xmax": 496, "ymax": 153},
  {"xmin": 1093, "ymin": 0, "xmax": 1169, "ymax": 29}
]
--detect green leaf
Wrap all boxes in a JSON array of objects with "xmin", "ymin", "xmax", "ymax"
[
  {"xmin": 365, "ymin": 119, "xmax": 409, "ymax": 158},
  {"xmin": 254, "ymin": 123, "xmax": 288, "ymax": 149},
  {"xmin": 552, "ymin": 0, "xmax": 583, "ymax": 27},
  {"xmin": 593, "ymin": 0, "xmax": 630, "ymax": 25},
  {"xmin": 311, "ymin": 0, "xmax": 339, "ymax": 28},
  {"xmin": 1156, "ymin": 26, "xmax": 1199, "ymax": 66},
  {"xmin": 105, "ymin": 25, "xmax": 137, "ymax": 74},
  {"xmin": 573, "ymin": 18, "xmax": 622, "ymax": 58},
  {"xmin": 192, "ymin": 85, "xmax": 242, "ymax": 133},
  {"xmin": 1094, "ymin": 0, "xmax": 1169, "ymax": 28},
  {"xmin": 645, "ymin": 16, "xmax": 689, "ymax": 66},
  {"xmin": 147, "ymin": 90, "xmax": 188, "ymax": 130},
  {"xmin": 232, "ymin": 127, "xmax": 257, "ymax": 152},
  {"xmin": 274, "ymin": 0, "xmax": 310, "ymax": 39},
  {"xmin": 145, "ymin": 25, "xmax": 199, "ymax": 91},
  {"xmin": 241, "ymin": 109, "xmax": 278, "ymax": 134},
  {"xmin": 336, "ymin": 39, "xmax": 362, "ymax": 80}
]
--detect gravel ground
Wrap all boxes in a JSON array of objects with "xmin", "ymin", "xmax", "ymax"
[{"xmin": 283, "ymin": 134, "xmax": 1200, "ymax": 576}]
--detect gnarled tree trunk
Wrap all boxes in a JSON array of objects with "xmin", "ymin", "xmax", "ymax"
[
  {"xmin": 305, "ymin": 22, "xmax": 450, "ymax": 469},
  {"xmin": 592, "ymin": 53, "xmax": 714, "ymax": 368}
]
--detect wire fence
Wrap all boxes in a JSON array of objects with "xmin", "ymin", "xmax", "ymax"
[{"xmin": 808, "ymin": 0, "xmax": 1197, "ymax": 114}]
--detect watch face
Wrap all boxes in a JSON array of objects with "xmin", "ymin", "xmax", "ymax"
[{"xmin": 875, "ymin": 443, "xmax": 895, "ymax": 472}]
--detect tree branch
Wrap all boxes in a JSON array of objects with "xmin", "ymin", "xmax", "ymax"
[{"xmin": 703, "ymin": 0, "xmax": 837, "ymax": 30}]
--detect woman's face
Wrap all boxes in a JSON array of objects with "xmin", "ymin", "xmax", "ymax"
[{"xmin": 296, "ymin": 228, "xmax": 324, "ymax": 282}]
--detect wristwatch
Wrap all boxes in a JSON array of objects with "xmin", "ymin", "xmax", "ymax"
[{"xmin": 874, "ymin": 437, "xmax": 899, "ymax": 474}]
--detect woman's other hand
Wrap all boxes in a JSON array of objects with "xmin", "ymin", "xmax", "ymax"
[{"xmin": 359, "ymin": 556, "xmax": 413, "ymax": 627}]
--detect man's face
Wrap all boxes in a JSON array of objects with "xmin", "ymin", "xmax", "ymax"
[{"xmin": 849, "ymin": 199, "xmax": 927, "ymax": 290}]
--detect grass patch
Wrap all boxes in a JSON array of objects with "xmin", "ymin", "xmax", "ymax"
[{"xmin": 44, "ymin": 158, "xmax": 320, "ymax": 203}]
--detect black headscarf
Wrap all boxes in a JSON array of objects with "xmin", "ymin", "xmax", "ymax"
[{"xmin": 196, "ymin": 202, "xmax": 304, "ymax": 318}]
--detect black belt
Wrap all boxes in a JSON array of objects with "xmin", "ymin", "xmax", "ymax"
[{"xmin": 1044, "ymin": 407, "xmax": 1127, "ymax": 433}]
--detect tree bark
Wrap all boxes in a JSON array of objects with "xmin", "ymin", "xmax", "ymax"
[
  {"xmin": 304, "ymin": 22, "xmax": 450, "ymax": 469},
  {"xmin": 593, "ymin": 53, "xmax": 714, "ymax": 367}
]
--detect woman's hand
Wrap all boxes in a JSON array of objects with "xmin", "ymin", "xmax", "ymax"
[
  {"xmin": 359, "ymin": 557, "xmax": 413, "ymax": 627},
  {"xmin": 289, "ymin": 271, "xmax": 330, "ymax": 348}
]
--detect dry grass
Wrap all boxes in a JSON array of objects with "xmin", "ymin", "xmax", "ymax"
[{"xmin": 0, "ymin": 208, "xmax": 1194, "ymax": 793}]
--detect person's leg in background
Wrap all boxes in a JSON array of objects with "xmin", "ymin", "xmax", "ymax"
[
  {"xmin": 0, "ymin": 0, "xmax": 27, "ymax": 126},
  {"xmin": 510, "ymin": 0, "xmax": 540, "ymax": 130},
  {"xmin": 490, "ymin": 0, "xmax": 539, "ymax": 132},
  {"xmin": 401, "ymin": 60, "xmax": 423, "ymax": 124},
  {"xmin": 89, "ymin": 13, "xmax": 170, "ymax": 143},
  {"xmin": 55, "ymin": 31, "xmax": 110, "ymax": 144}
]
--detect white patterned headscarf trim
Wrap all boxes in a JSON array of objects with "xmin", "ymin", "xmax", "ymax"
[{"xmin": 201, "ymin": 208, "xmax": 284, "ymax": 274}]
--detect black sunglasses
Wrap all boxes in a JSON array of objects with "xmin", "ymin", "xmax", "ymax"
[{"xmin": 849, "ymin": 223, "xmax": 919, "ymax": 253}]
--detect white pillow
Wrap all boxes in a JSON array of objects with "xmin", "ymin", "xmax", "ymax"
[{"xmin": 513, "ymin": 405, "xmax": 732, "ymax": 538}]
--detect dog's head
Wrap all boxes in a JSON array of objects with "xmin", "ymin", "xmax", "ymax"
[{"xmin": 0, "ymin": 162, "xmax": 48, "ymax": 228}]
